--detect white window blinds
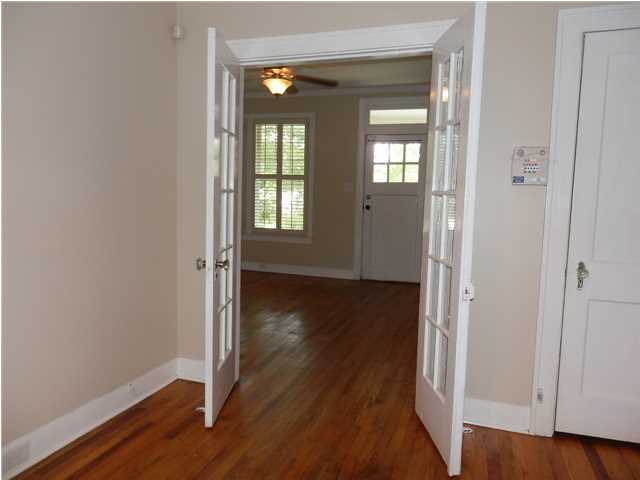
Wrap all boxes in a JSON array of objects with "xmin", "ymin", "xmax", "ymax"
[{"xmin": 252, "ymin": 120, "xmax": 309, "ymax": 234}]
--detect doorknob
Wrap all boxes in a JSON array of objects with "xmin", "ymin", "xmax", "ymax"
[
  {"xmin": 577, "ymin": 261, "xmax": 589, "ymax": 290},
  {"xmin": 364, "ymin": 205, "xmax": 371, "ymax": 210},
  {"xmin": 215, "ymin": 259, "xmax": 230, "ymax": 270}
]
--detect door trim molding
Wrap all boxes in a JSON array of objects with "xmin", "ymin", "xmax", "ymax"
[
  {"xmin": 531, "ymin": 3, "xmax": 640, "ymax": 436},
  {"xmin": 227, "ymin": 20, "xmax": 455, "ymax": 66}
]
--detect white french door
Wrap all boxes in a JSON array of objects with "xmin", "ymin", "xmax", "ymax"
[
  {"xmin": 362, "ymin": 135, "xmax": 426, "ymax": 283},
  {"xmin": 415, "ymin": 4, "xmax": 486, "ymax": 476},
  {"xmin": 556, "ymin": 28, "xmax": 640, "ymax": 443},
  {"xmin": 204, "ymin": 28, "xmax": 243, "ymax": 428}
]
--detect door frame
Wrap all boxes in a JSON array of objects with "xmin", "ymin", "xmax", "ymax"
[
  {"xmin": 530, "ymin": 3, "xmax": 640, "ymax": 437},
  {"xmin": 355, "ymin": 96, "xmax": 429, "ymax": 280}
]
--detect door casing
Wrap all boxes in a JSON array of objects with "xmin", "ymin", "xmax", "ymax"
[{"xmin": 531, "ymin": 3, "xmax": 640, "ymax": 437}]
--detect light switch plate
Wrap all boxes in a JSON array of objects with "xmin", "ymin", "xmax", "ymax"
[{"xmin": 511, "ymin": 146, "xmax": 548, "ymax": 186}]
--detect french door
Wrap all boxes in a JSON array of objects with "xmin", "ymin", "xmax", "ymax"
[
  {"xmin": 415, "ymin": 4, "xmax": 486, "ymax": 476},
  {"xmin": 204, "ymin": 28, "xmax": 243, "ymax": 428}
]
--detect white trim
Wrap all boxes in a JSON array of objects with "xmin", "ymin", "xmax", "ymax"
[
  {"xmin": 176, "ymin": 357, "xmax": 205, "ymax": 383},
  {"xmin": 353, "ymin": 96, "xmax": 429, "ymax": 280},
  {"xmin": 464, "ymin": 398, "xmax": 531, "ymax": 434},
  {"xmin": 531, "ymin": 3, "xmax": 640, "ymax": 437},
  {"xmin": 242, "ymin": 261, "xmax": 356, "ymax": 280},
  {"xmin": 245, "ymin": 83, "xmax": 429, "ymax": 99},
  {"xmin": 243, "ymin": 113, "xmax": 316, "ymax": 244},
  {"xmin": 2, "ymin": 360, "xmax": 178, "ymax": 479},
  {"xmin": 228, "ymin": 20, "xmax": 455, "ymax": 66}
]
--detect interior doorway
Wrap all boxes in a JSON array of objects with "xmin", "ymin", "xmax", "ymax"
[{"xmin": 205, "ymin": 7, "xmax": 487, "ymax": 475}]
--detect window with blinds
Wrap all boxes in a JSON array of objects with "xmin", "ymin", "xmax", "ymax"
[{"xmin": 250, "ymin": 119, "xmax": 311, "ymax": 237}]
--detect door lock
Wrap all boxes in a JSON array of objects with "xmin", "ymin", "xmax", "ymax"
[
  {"xmin": 577, "ymin": 261, "xmax": 589, "ymax": 290},
  {"xmin": 215, "ymin": 259, "xmax": 230, "ymax": 271}
]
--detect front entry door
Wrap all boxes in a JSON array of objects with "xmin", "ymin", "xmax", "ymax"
[
  {"xmin": 204, "ymin": 28, "xmax": 243, "ymax": 428},
  {"xmin": 556, "ymin": 28, "xmax": 640, "ymax": 443},
  {"xmin": 415, "ymin": 4, "xmax": 486, "ymax": 476},
  {"xmin": 362, "ymin": 135, "xmax": 425, "ymax": 283}
]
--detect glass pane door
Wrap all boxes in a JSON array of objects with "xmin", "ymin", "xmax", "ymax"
[
  {"xmin": 218, "ymin": 67, "xmax": 237, "ymax": 366},
  {"xmin": 424, "ymin": 49, "xmax": 463, "ymax": 397}
]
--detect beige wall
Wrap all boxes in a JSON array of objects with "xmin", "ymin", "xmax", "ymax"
[
  {"xmin": 2, "ymin": 4, "xmax": 178, "ymax": 443},
  {"xmin": 243, "ymin": 96, "xmax": 360, "ymax": 270}
]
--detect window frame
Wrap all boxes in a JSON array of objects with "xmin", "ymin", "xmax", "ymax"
[{"xmin": 244, "ymin": 113, "xmax": 315, "ymax": 244}]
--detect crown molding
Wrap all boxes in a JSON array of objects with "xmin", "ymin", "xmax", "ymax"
[{"xmin": 228, "ymin": 20, "xmax": 455, "ymax": 66}]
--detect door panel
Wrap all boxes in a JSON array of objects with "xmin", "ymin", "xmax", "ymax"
[
  {"xmin": 205, "ymin": 28, "xmax": 243, "ymax": 428},
  {"xmin": 362, "ymin": 135, "xmax": 425, "ymax": 282},
  {"xmin": 415, "ymin": 4, "xmax": 486, "ymax": 476},
  {"xmin": 556, "ymin": 28, "xmax": 640, "ymax": 443}
]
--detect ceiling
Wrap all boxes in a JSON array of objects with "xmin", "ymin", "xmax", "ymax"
[{"xmin": 245, "ymin": 55, "xmax": 431, "ymax": 96}]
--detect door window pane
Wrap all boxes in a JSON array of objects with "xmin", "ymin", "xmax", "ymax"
[
  {"xmin": 406, "ymin": 143, "xmax": 421, "ymax": 163},
  {"xmin": 434, "ymin": 129, "xmax": 448, "ymax": 190},
  {"xmin": 443, "ymin": 196, "xmax": 456, "ymax": 261},
  {"xmin": 390, "ymin": 143, "xmax": 404, "ymax": 163},
  {"xmin": 430, "ymin": 196, "xmax": 443, "ymax": 259},
  {"xmin": 389, "ymin": 164, "xmax": 404, "ymax": 183},
  {"xmin": 405, "ymin": 164, "xmax": 419, "ymax": 183},
  {"xmin": 373, "ymin": 164, "xmax": 388, "ymax": 183},
  {"xmin": 428, "ymin": 260, "xmax": 440, "ymax": 319},
  {"xmin": 436, "ymin": 331, "xmax": 448, "ymax": 394},
  {"xmin": 425, "ymin": 322, "xmax": 437, "ymax": 382},
  {"xmin": 440, "ymin": 266, "xmax": 452, "ymax": 329},
  {"xmin": 374, "ymin": 143, "xmax": 389, "ymax": 163}
]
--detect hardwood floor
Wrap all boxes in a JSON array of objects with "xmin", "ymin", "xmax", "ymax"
[{"xmin": 18, "ymin": 272, "xmax": 640, "ymax": 479}]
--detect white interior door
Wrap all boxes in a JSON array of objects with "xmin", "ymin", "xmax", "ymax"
[
  {"xmin": 415, "ymin": 4, "xmax": 486, "ymax": 476},
  {"xmin": 205, "ymin": 28, "xmax": 243, "ymax": 428},
  {"xmin": 362, "ymin": 135, "xmax": 425, "ymax": 283},
  {"xmin": 556, "ymin": 28, "xmax": 640, "ymax": 443}
]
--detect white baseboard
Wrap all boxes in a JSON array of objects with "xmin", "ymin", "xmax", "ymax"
[
  {"xmin": 242, "ymin": 261, "xmax": 356, "ymax": 280},
  {"xmin": 464, "ymin": 397, "xmax": 531, "ymax": 434},
  {"xmin": 176, "ymin": 357, "xmax": 205, "ymax": 383},
  {"xmin": 2, "ymin": 359, "xmax": 178, "ymax": 479}
]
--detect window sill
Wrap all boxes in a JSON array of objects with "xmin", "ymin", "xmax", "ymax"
[{"xmin": 242, "ymin": 234, "xmax": 312, "ymax": 245}]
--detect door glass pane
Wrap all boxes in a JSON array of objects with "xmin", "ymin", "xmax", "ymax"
[
  {"xmin": 406, "ymin": 143, "xmax": 421, "ymax": 163},
  {"xmin": 405, "ymin": 164, "xmax": 419, "ymax": 183},
  {"xmin": 390, "ymin": 143, "xmax": 404, "ymax": 163},
  {"xmin": 427, "ymin": 260, "xmax": 440, "ymax": 319},
  {"xmin": 453, "ymin": 50, "xmax": 464, "ymax": 118},
  {"xmin": 448, "ymin": 125, "xmax": 460, "ymax": 190},
  {"xmin": 373, "ymin": 143, "xmax": 389, "ymax": 163},
  {"xmin": 389, "ymin": 164, "xmax": 403, "ymax": 183},
  {"xmin": 434, "ymin": 129, "xmax": 447, "ymax": 191},
  {"xmin": 373, "ymin": 164, "xmax": 387, "ymax": 183},
  {"xmin": 436, "ymin": 331, "xmax": 448, "ymax": 394},
  {"xmin": 225, "ymin": 301, "xmax": 233, "ymax": 352},
  {"xmin": 425, "ymin": 321, "xmax": 437, "ymax": 382},
  {"xmin": 438, "ymin": 59, "xmax": 451, "ymax": 125},
  {"xmin": 218, "ymin": 310, "xmax": 225, "ymax": 363},
  {"xmin": 218, "ymin": 250, "xmax": 227, "ymax": 305},
  {"xmin": 228, "ymin": 135, "xmax": 235, "ymax": 190},
  {"xmin": 443, "ymin": 196, "xmax": 456, "ymax": 261},
  {"xmin": 440, "ymin": 266, "xmax": 452, "ymax": 329},
  {"xmin": 219, "ymin": 190, "xmax": 227, "ymax": 247},
  {"xmin": 430, "ymin": 196, "xmax": 443, "ymax": 259}
]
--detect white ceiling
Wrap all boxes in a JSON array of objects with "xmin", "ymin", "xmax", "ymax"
[{"xmin": 245, "ymin": 55, "xmax": 432, "ymax": 95}]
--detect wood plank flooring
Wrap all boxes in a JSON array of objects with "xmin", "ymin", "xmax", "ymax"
[{"xmin": 17, "ymin": 272, "xmax": 640, "ymax": 479}]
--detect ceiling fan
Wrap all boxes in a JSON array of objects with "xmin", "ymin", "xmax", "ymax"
[{"xmin": 261, "ymin": 67, "xmax": 338, "ymax": 96}]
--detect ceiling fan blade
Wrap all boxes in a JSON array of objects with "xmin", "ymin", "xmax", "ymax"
[
  {"xmin": 286, "ymin": 84, "xmax": 299, "ymax": 95},
  {"xmin": 294, "ymin": 74, "xmax": 338, "ymax": 87}
]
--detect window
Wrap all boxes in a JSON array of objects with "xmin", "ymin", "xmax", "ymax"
[
  {"xmin": 369, "ymin": 108, "xmax": 428, "ymax": 125},
  {"xmin": 371, "ymin": 141, "xmax": 422, "ymax": 183},
  {"xmin": 247, "ymin": 115, "xmax": 314, "ymax": 241}
]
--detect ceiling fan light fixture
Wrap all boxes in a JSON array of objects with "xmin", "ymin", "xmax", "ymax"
[{"xmin": 262, "ymin": 77, "xmax": 293, "ymax": 96}]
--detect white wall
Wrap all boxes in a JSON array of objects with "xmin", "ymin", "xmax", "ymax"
[{"xmin": 2, "ymin": 4, "xmax": 178, "ymax": 444}]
